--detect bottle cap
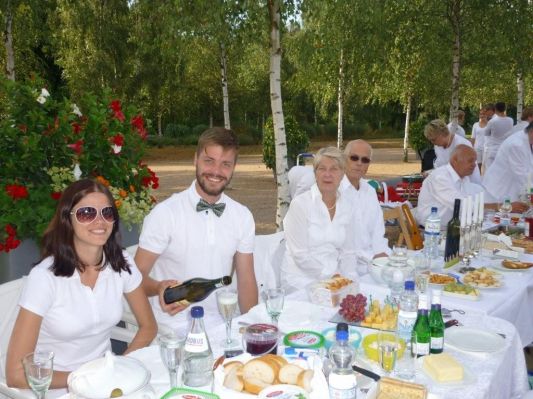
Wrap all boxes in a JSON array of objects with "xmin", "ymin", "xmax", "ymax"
[
  {"xmin": 336, "ymin": 330, "xmax": 348, "ymax": 341},
  {"xmin": 191, "ymin": 306, "xmax": 204, "ymax": 318},
  {"xmin": 404, "ymin": 280, "xmax": 415, "ymax": 290},
  {"xmin": 431, "ymin": 206, "xmax": 438, "ymax": 213},
  {"xmin": 336, "ymin": 322, "xmax": 348, "ymax": 332}
]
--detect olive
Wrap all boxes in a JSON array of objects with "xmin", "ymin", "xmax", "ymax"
[{"xmin": 110, "ymin": 388, "xmax": 123, "ymax": 398}]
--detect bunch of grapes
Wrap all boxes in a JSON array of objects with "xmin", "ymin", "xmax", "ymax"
[{"xmin": 339, "ymin": 293, "xmax": 367, "ymax": 322}]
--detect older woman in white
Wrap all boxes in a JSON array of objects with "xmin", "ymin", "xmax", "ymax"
[{"xmin": 281, "ymin": 147, "xmax": 353, "ymax": 291}]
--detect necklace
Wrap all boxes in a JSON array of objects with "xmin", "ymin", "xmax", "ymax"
[{"xmin": 327, "ymin": 203, "xmax": 336, "ymax": 210}]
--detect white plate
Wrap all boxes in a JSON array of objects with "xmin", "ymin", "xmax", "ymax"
[
  {"xmin": 243, "ymin": 300, "xmax": 326, "ymax": 332},
  {"xmin": 445, "ymin": 326, "xmax": 505, "ymax": 352},
  {"xmin": 458, "ymin": 275, "xmax": 503, "ymax": 289},
  {"xmin": 492, "ymin": 261, "xmax": 533, "ymax": 273},
  {"xmin": 417, "ymin": 356, "xmax": 476, "ymax": 386}
]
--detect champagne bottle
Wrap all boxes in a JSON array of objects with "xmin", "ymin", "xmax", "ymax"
[
  {"xmin": 411, "ymin": 294, "xmax": 430, "ymax": 357},
  {"xmin": 444, "ymin": 199, "xmax": 461, "ymax": 262},
  {"xmin": 429, "ymin": 290, "xmax": 445, "ymax": 354},
  {"xmin": 163, "ymin": 276, "xmax": 232, "ymax": 304}
]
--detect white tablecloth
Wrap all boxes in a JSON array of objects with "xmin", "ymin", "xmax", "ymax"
[{"xmin": 130, "ymin": 292, "xmax": 530, "ymax": 399}]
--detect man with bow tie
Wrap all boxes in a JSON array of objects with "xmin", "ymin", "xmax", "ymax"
[{"xmin": 135, "ymin": 127, "xmax": 258, "ymax": 333}]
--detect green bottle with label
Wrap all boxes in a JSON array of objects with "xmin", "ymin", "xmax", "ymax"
[
  {"xmin": 411, "ymin": 294, "xmax": 430, "ymax": 357},
  {"xmin": 429, "ymin": 290, "xmax": 445, "ymax": 354}
]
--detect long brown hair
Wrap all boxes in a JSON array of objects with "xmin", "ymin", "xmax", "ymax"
[{"xmin": 40, "ymin": 179, "xmax": 130, "ymax": 276}]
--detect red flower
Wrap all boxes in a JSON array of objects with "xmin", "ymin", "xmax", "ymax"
[
  {"xmin": 5, "ymin": 224, "xmax": 16, "ymax": 236},
  {"xmin": 1, "ymin": 224, "xmax": 21, "ymax": 252},
  {"xmin": 5, "ymin": 184, "xmax": 29, "ymax": 200},
  {"xmin": 110, "ymin": 100, "xmax": 125, "ymax": 122},
  {"xmin": 141, "ymin": 167, "xmax": 159, "ymax": 189},
  {"xmin": 72, "ymin": 122, "xmax": 82, "ymax": 134},
  {"xmin": 51, "ymin": 192, "xmax": 62, "ymax": 200},
  {"xmin": 131, "ymin": 115, "xmax": 148, "ymax": 139},
  {"xmin": 111, "ymin": 134, "xmax": 124, "ymax": 146},
  {"xmin": 67, "ymin": 139, "xmax": 84, "ymax": 155},
  {"xmin": 18, "ymin": 124, "xmax": 27, "ymax": 133}
]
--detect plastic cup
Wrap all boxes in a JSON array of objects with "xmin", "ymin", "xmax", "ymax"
[{"xmin": 242, "ymin": 323, "xmax": 279, "ymax": 355}]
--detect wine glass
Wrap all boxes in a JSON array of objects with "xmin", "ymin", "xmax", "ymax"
[
  {"xmin": 264, "ymin": 288, "xmax": 285, "ymax": 325},
  {"xmin": 216, "ymin": 288, "xmax": 239, "ymax": 348},
  {"xmin": 159, "ymin": 332, "xmax": 184, "ymax": 388},
  {"xmin": 22, "ymin": 351, "xmax": 54, "ymax": 399}
]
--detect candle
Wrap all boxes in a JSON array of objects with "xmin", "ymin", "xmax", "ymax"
[
  {"xmin": 466, "ymin": 195, "xmax": 473, "ymax": 225},
  {"xmin": 472, "ymin": 193, "xmax": 479, "ymax": 224},
  {"xmin": 478, "ymin": 191, "xmax": 484, "ymax": 222},
  {"xmin": 460, "ymin": 197, "xmax": 467, "ymax": 228}
]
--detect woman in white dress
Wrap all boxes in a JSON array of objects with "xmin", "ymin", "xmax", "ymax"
[
  {"xmin": 471, "ymin": 109, "xmax": 488, "ymax": 170},
  {"xmin": 6, "ymin": 179, "xmax": 157, "ymax": 389},
  {"xmin": 281, "ymin": 147, "xmax": 353, "ymax": 291}
]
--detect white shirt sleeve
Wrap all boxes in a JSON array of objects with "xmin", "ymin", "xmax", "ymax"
[
  {"xmin": 138, "ymin": 202, "xmax": 173, "ymax": 254},
  {"xmin": 19, "ymin": 265, "xmax": 55, "ymax": 317},
  {"xmin": 236, "ymin": 207, "xmax": 255, "ymax": 254},
  {"xmin": 122, "ymin": 252, "xmax": 143, "ymax": 293}
]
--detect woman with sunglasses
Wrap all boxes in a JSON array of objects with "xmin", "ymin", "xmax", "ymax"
[
  {"xmin": 6, "ymin": 179, "xmax": 157, "ymax": 390},
  {"xmin": 281, "ymin": 147, "xmax": 354, "ymax": 291}
]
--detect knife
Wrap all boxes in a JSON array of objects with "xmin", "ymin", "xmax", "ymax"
[{"xmin": 352, "ymin": 364, "xmax": 381, "ymax": 381}]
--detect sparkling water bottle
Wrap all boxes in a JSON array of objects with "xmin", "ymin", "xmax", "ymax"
[
  {"xmin": 424, "ymin": 207, "xmax": 441, "ymax": 259},
  {"xmin": 396, "ymin": 281, "xmax": 418, "ymax": 344},
  {"xmin": 328, "ymin": 328, "xmax": 357, "ymax": 399},
  {"xmin": 182, "ymin": 306, "xmax": 214, "ymax": 387}
]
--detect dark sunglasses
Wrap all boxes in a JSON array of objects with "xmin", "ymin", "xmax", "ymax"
[
  {"xmin": 70, "ymin": 206, "xmax": 115, "ymax": 224},
  {"xmin": 349, "ymin": 155, "xmax": 371, "ymax": 164}
]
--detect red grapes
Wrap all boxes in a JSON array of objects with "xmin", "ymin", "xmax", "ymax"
[{"xmin": 339, "ymin": 293, "xmax": 367, "ymax": 322}]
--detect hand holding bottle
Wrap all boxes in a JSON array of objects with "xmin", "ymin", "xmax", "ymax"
[{"xmin": 159, "ymin": 280, "xmax": 190, "ymax": 316}]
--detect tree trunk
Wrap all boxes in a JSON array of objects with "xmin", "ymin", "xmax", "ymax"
[
  {"xmin": 516, "ymin": 71, "xmax": 524, "ymax": 121},
  {"xmin": 157, "ymin": 113, "xmax": 162, "ymax": 136},
  {"xmin": 403, "ymin": 95, "xmax": 412, "ymax": 163},
  {"xmin": 337, "ymin": 49, "xmax": 344, "ymax": 149},
  {"xmin": 268, "ymin": 0, "xmax": 290, "ymax": 230},
  {"xmin": 3, "ymin": 0, "xmax": 15, "ymax": 81},
  {"xmin": 220, "ymin": 42, "xmax": 231, "ymax": 129},
  {"xmin": 448, "ymin": 0, "xmax": 461, "ymax": 131},
  {"xmin": 209, "ymin": 111, "xmax": 214, "ymax": 128}
]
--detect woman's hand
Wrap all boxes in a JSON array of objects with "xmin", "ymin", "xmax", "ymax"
[{"xmin": 158, "ymin": 280, "xmax": 190, "ymax": 316}]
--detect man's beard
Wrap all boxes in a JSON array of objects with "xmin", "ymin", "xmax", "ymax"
[{"xmin": 196, "ymin": 171, "xmax": 232, "ymax": 198}]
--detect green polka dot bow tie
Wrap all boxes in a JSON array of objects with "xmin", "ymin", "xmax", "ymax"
[{"xmin": 196, "ymin": 198, "xmax": 226, "ymax": 217}]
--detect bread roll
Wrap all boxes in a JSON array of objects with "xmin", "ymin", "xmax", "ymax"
[
  {"xmin": 243, "ymin": 377, "xmax": 271, "ymax": 395},
  {"xmin": 223, "ymin": 361, "xmax": 244, "ymax": 376},
  {"xmin": 297, "ymin": 369, "xmax": 314, "ymax": 392},
  {"xmin": 279, "ymin": 364, "xmax": 305, "ymax": 385},
  {"xmin": 242, "ymin": 359, "xmax": 277, "ymax": 384}
]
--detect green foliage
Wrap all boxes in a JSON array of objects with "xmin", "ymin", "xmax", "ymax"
[
  {"xmin": 164, "ymin": 123, "xmax": 190, "ymax": 138},
  {"xmin": 0, "ymin": 77, "xmax": 158, "ymax": 249},
  {"xmin": 180, "ymin": 134, "xmax": 199, "ymax": 146},
  {"xmin": 408, "ymin": 117, "xmax": 431, "ymax": 154},
  {"xmin": 262, "ymin": 115, "xmax": 309, "ymax": 171},
  {"xmin": 192, "ymin": 124, "xmax": 209, "ymax": 136}
]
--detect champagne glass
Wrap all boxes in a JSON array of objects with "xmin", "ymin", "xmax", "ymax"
[
  {"xmin": 159, "ymin": 332, "xmax": 184, "ymax": 388},
  {"xmin": 22, "ymin": 351, "xmax": 54, "ymax": 399},
  {"xmin": 377, "ymin": 332, "xmax": 399, "ymax": 375},
  {"xmin": 264, "ymin": 288, "xmax": 285, "ymax": 325},
  {"xmin": 216, "ymin": 288, "xmax": 239, "ymax": 348}
]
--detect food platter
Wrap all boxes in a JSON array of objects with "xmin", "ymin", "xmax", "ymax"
[
  {"xmin": 428, "ymin": 273, "xmax": 458, "ymax": 287},
  {"xmin": 501, "ymin": 259, "xmax": 533, "ymax": 270},
  {"xmin": 442, "ymin": 282, "xmax": 480, "ymax": 301},
  {"xmin": 459, "ymin": 268, "xmax": 503, "ymax": 289}
]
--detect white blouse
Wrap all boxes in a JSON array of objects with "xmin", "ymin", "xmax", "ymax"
[{"xmin": 281, "ymin": 184, "xmax": 353, "ymax": 290}]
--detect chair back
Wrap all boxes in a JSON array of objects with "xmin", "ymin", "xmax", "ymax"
[
  {"xmin": 383, "ymin": 205, "xmax": 423, "ymax": 250},
  {"xmin": 253, "ymin": 232, "xmax": 285, "ymax": 290}
]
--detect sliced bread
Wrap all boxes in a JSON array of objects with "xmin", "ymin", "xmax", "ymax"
[
  {"xmin": 297, "ymin": 369, "xmax": 314, "ymax": 392},
  {"xmin": 243, "ymin": 377, "xmax": 271, "ymax": 395},
  {"xmin": 242, "ymin": 358, "xmax": 277, "ymax": 384},
  {"xmin": 278, "ymin": 363, "xmax": 305, "ymax": 385}
]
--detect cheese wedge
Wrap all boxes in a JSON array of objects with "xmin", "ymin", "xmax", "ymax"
[{"xmin": 423, "ymin": 353, "xmax": 463, "ymax": 382}]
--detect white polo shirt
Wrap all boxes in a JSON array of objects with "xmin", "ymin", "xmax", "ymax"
[
  {"xmin": 138, "ymin": 181, "xmax": 255, "ymax": 334},
  {"xmin": 19, "ymin": 252, "xmax": 141, "ymax": 372}
]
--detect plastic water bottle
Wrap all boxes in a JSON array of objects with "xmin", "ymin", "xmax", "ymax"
[
  {"xmin": 424, "ymin": 207, "xmax": 441, "ymax": 259},
  {"xmin": 390, "ymin": 269, "xmax": 404, "ymax": 305},
  {"xmin": 182, "ymin": 306, "xmax": 214, "ymax": 387},
  {"xmin": 396, "ymin": 281, "xmax": 418, "ymax": 344},
  {"xmin": 328, "ymin": 328, "xmax": 356, "ymax": 399},
  {"xmin": 499, "ymin": 198, "xmax": 512, "ymax": 232}
]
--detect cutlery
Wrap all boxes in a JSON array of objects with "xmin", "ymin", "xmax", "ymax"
[{"xmin": 352, "ymin": 364, "xmax": 381, "ymax": 381}]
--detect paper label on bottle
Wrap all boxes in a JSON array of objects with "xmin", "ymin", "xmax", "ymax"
[
  {"xmin": 397, "ymin": 311, "xmax": 417, "ymax": 342},
  {"xmin": 425, "ymin": 221, "xmax": 440, "ymax": 235},
  {"xmin": 184, "ymin": 332, "xmax": 208, "ymax": 353},
  {"xmin": 328, "ymin": 373, "xmax": 357, "ymax": 399},
  {"xmin": 415, "ymin": 342, "xmax": 430, "ymax": 356},
  {"xmin": 430, "ymin": 336, "xmax": 444, "ymax": 351}
]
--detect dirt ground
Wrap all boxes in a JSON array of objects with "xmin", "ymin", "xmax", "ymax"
[{"xmin": 144, "ymin": 139, "xmax": 421, "ymax": 234}]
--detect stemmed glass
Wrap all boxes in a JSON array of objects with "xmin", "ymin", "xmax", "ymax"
[
  {"xmin": 22, "ymin": 351, "xmax": 54, "ymax": 399},
  {"xmin": 216, "ymin": 288, "xmax": 239, "ymax": 348},
  {"xmin": 159, "ymin": 332, "xmax": 184, "ymax": 389},
  {"xmin": 264, "ymin": 288, "xmax": 285, "ymax": 325}
]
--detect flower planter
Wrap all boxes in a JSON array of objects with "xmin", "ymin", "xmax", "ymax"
[
  {"xmin": 119, "ymin": 223, "xmax": 141, "ymax": 248},
  {"xmin": 0, "ymin": 239, "xmax": 40, "ymax": 284}
]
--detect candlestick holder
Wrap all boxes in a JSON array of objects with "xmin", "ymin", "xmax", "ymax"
[
  {"xmin": 471, "ymin": 221, "xmax": 482, "ymax": 257},
  {"xmin": 460, "ymin": 225, "xmax": 472, "ymax": 265}
]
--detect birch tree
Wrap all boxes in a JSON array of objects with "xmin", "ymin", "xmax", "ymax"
[
  {"xmin": 268, "ymin": 0, "xmax": 290, "ymax": 229},
  {"xmin": 3, "ymin": 0, "xmax": 14, "ymax": 80},
  {"xmin": 447, "ymin": 0, "xmax": 462, "ymax": 132}
]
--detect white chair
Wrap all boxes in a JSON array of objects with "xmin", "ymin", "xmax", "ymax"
[
  {"xmin": 0, "ymin": 277, "xmax": 136, "ymax": 399},
  {"xmin": 253, "ymin": 232, "xmax": 285, "ymax": 290}
]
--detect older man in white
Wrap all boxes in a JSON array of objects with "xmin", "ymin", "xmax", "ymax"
[
  {"xmin": 483, "ymin": 122, "xmax": 533, "ymax": 204},
  {"xmin": 483, "ymin": 102, "xmax": 514, "ymax": 171},
  {"xmin": 416, "ymin": 145, "xmax": 483, "ymax": 227},
  {"xmin": 341, "ymin": 140, "xmax": 390, "ymax": 275}
]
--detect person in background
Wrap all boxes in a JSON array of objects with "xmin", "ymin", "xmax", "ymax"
[
  {"xmin": 482, "ymin": 121, "xmax": 533, "ymax": 208},
  {"xmin": 416, "ymin": 145, "xmax": 484, "ymax": 227},
  {"xmin": 282, "ymin": 147, "xmax": 353, "ymax": 290},
  {"xmin": 505, "ymin": 106, "xmax": 533, "ymax": 138},
  {"xmin": 341, "ymin": 140, "xmax": 390, "ymax": 275},
  {"xmin": 447, "ymin": 109, "xmax": 466, "ymax": 137},
  {"xmin": 471, "ymin": 108, "xmax": 488, "ymax": 170},
  {"xmin": 6, "ymin": 179, "xmax": 156, "ymax": 389},
  {"xmin": 288, "ymin": 165, "xmax": 315, "ymax": 200},
  {"xmin": 423, "ymin": 119, "xmax": 482, "ymax": 184},
  {"xmin": 483, "ymin": 102, "xmax": 514, "ymax": 171},
  {"xmin": 134, "ymin": 127, "xmax": 258, "ymax": 334}
]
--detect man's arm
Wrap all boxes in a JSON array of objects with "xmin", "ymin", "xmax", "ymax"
[
  {"xmin": 234, "ymin": 251, "xmax": 258, "ymax": 314},
  {"xmin": 134, "ymin": 247, "xmax": 188, "ymax": 316}
]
